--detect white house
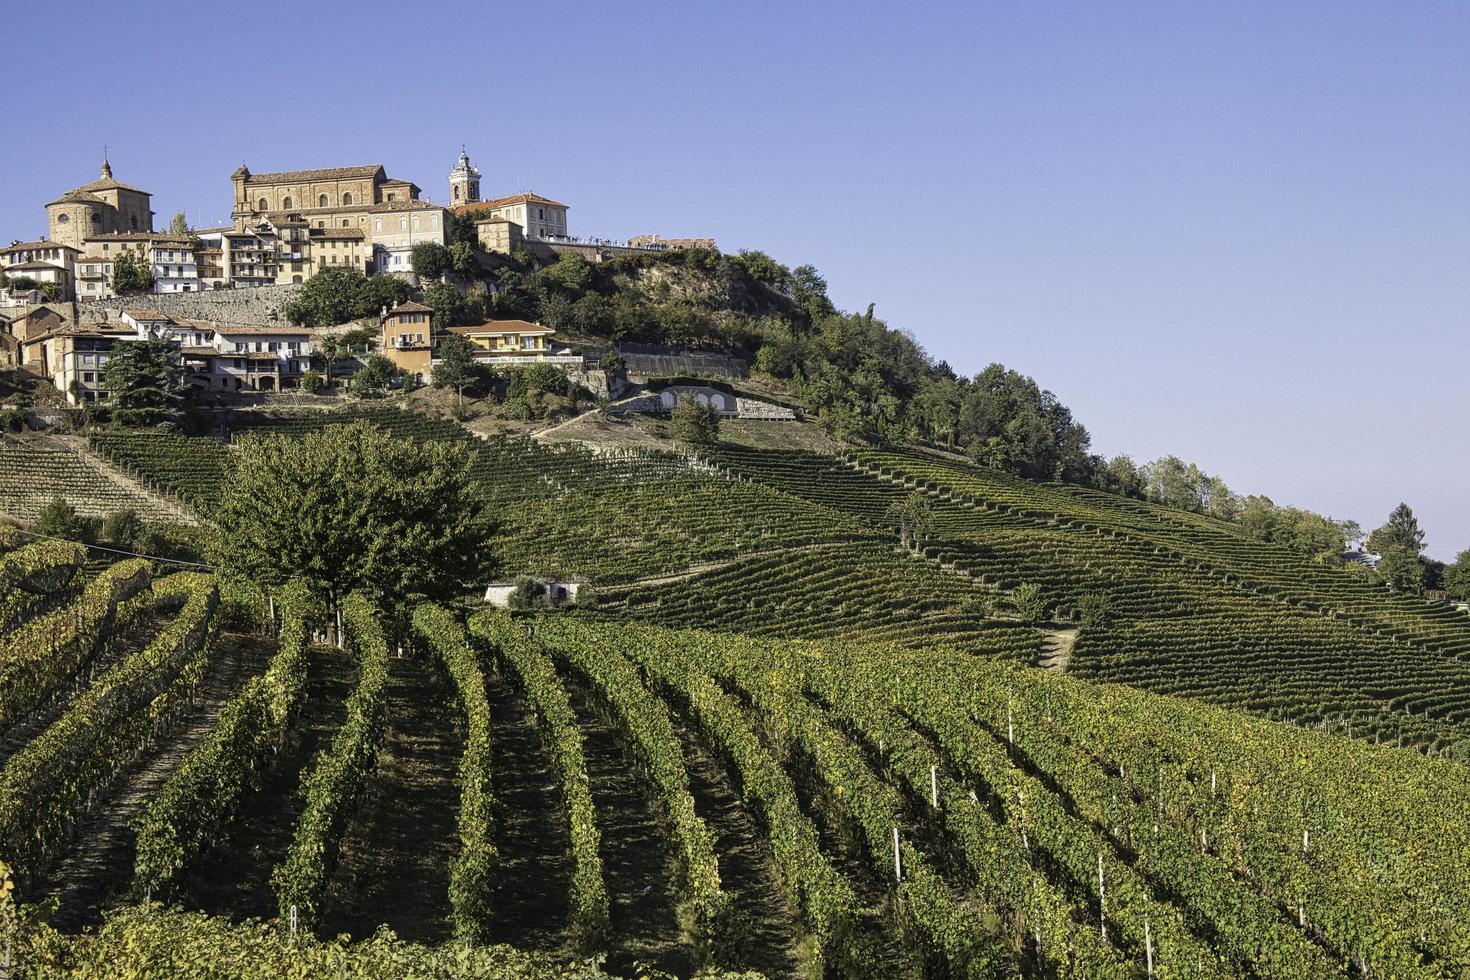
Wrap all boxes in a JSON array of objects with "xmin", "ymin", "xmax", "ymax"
[
  {"xmin": 484, "ymin": 580, "xmax": 583, "ymax": 608},
  {"xmin": 369, "ymin": 200, "xmax": 448, "ymax": 277}
]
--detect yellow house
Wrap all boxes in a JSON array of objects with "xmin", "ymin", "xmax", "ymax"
[
  {"xmin": 446, "ymin": 320, "xmax": 557, "ymax": 358},
  {"xmin": 381, "ymin": 301, "xmax": 435, "ymax": 381}
]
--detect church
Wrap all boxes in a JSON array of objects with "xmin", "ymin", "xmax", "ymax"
[{"xmin": 44, "ymin": 160, "xmax": 154, "ymax": 252}]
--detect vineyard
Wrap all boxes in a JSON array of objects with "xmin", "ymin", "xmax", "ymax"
[
  {"xmin": 71, "ymin": 407, "xmax": 1470, "ymax": 756},
  {"xmin": 1, "ymin": 539, "xmax": 1468, "ymax": 976}
]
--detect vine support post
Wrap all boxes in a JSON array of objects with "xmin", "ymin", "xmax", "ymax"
[
  {"xmin": 893, "ymin": 827, "xmax": 902, "ymax": 884},
  {"xmin": 290, "ymin": 904, "xmax": 298, "ymax": 938},
  {"xmin": 1097, "ymin": 852, "xmax": 1106, "ymax": 941},
  {"xmin": 1145, "ymin": 919, "xmax": 1154, "ymax": 978},
  {"xmin": 930, "ymin": 765, "xmax": 938, "ymax": 808}
]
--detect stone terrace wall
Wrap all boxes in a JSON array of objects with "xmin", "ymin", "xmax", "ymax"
[{"xmin": 79, "ymin": 284, "xmax": 302, "ymax": 327}]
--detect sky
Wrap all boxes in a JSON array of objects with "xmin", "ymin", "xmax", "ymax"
[{"xmin": 2, "ymin": 1, "xmax": 1465, "ymax": 558}]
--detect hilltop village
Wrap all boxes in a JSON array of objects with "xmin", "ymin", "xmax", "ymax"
[{"xmin": 0, "ymin": 151, "xmax": 725, "ymax": 406}]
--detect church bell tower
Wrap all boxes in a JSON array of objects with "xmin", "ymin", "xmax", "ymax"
[{"xmin": 449, "ymin": 146, "xmax": 480, "ymax": 204}]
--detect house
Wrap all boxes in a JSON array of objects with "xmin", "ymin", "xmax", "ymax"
[
  {"xmin": 1, "ymin": 241, "xmax": 81, "ymax": 299},
  {"xmin": 203, "ymin": 323, "xmax": 315, "ymax": 392},
  {"xmin": 658, "ymin": 384, "xmax": 738, "ymax": 414},
  {"xmin": 451, "ymin": 192, "xmax": 569, "ymax": 241},
  {"xmin": 76, "ymin": 232, "xmax": 199, "ymax": 296},
  {"xmin": 369, "ymin": 200, "xmax": 449, "ymax": 277},
  {"xmin": 3, "ymin": 306, "xmax": 69, "ymax": 373},
  {"xmin": 28, "ymin": 322, "xmax": 144, "ymax": 404},
  {"xmin": 447, "ymin": 320, "xmax": 558, "ymax": 360},
  {"xmin": 380, "ymin": 302, "xmax": 436, "ymax": 381}
]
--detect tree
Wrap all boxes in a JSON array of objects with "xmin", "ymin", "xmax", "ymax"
[
  {"xmin": 885, "ymin": 491, "xmax": 932, "ymax": 549},
  {"xmin": 599, "ymin": 352, "xmax": 626, "ymax": 373},
  {"xmin": 1368, "ymin": 503, "xmax": 1427, "ymax": 594},
  {"xmin": 355, "ymin": 275, "xmax": 414, "ymax": 320},
  {"xmin": 422, "ymin": 281, "xmax": 467, "ymax": 327},
  {"xmin": 1367, "ymin": 503, "xmax": 1426, "ymax": 556},
  {"xmin": 300, "ymin": 370, "xmax": 325, "ymax": 395},
  {"xmin": 1012, "ymin": 583, "xmax": 1047, "ymax": 625},
  {"xmin": 348, "ymin": 354, "xmax": 397, "ymax": 396},
  {"xmin": 449, "ymin": 241, "xmax": 477, "ymax": 276},
  {"xmin": 411, "ymin": 242, "xmax": 451, "ymax": 280},
  {"xmin": 432, "ymin": 334, "xmax": 482, "ymax": 409},
  {"xmin": 36, "ymin": 496, "xmax": 91, "ymax": 543},
  {"xmin": 102, "ymin": 338, "xmax": 189, "ymax": 427},
  {"xmin": 670, "ymin": 397, "xmax": 721, "ymax": 446},
  {"xmin": 208, "ymin": 421, "xmax": 491, "ymax": 612},
  {"xmin": 1444, "ymin": 549, "xmax": 1470, "ymax": 600},
  {"xmin": 166, "ymin": 212, "xmax": 190, "ymax": 236},
  {"xmin": 283, "ymin": 269, "xmax": 368, "ymax": 327},
  {"xmin": 110, "ymin": 250, "xmax": 155, "ymax": 296},
  {"xmin": 100, "ymin": 509, "xmax": 144, "ymax": 550}
]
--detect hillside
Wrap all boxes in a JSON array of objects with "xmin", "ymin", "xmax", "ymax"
[
  {"xmin": 0, "ymin": 405, "xmax": 1464, "ymax": 976},
  {"xmin": 70, "ymin": 405, "xmax": 1470, "ymax": 759}
]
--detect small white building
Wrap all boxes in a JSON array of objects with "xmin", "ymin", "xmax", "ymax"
[
  {"xmin": 369, "ymin": 200, "xmax": 448, "ymax": 277},
  {"xmin": 484, "ymin": 580, "xmax": 583, "ymax": 609}
]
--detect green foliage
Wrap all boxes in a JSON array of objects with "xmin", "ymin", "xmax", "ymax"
[
  {"xmin": 299, "ymin": 369, "xmax": 324, "ymax": 394},
  {"xmin": 421, "ymin": 280, "xmax": 467, "ymax": 327},
  {"xmin": 166, "ymin": 212, "xmax": 191, "ymax": 236},
  {"xmin": 1012, "ymin": 582, "xmax": 1047, "ymax": 624},
  {"xmin": 348, "ymin": 354, "xmax": 398, "ymax": 396},
  {"xmin": 410, "ymin": 605, "xmax": 497, "ymax": 942},
  {"xmin": 35, "ymin": 495, "xmax": 91, "ymax": 543},
  {"xmin": 102, "ymin": 338, "xmax": 190, "ymax": 427},
  {"xmin": 471, "ymin": 614, "xmax": 610, "ymax": 954},
  {"xmin": 507, "ymin": 576, "xmax": 544, "ymax": 610},
  {"xmin": 885, "ymin": 490, "xmax": 932, "ymax": 548},
  {"xmin": 670, "ymin": 398, "xmax": 721, "ymax": 446},
  {"xmin": 99, "ymin": 509, "xmax": 143, "ymax": 550},
  {"xmin": 134, "ymin": 581, "xmax": 319, "ymax": 891},
  {"xmin": 507, "ymin": 363, "xmax": 564, "ymax": 399},
  {"xmin": 410, "ymin": 242, "xmax": 451, "ymax": 280},
  {"xmin": 598, "ymin": 351, "xmax": 626, "ymax": 373},
  {"xmin": 207, "ymin": 421, "xmax": 490, "ymax": 608},
  {"xmin": 1076, "ymin": 591, "xmax": 1110, "ymax": 628},
  {"xmin": 110, "ymin": 249, "xmax": 155, "ymax": 296},
  {"xmin": 1443, "ymin": 550, "xmax": 1470, "ymax": 600},
  {"xmin": 1239, "ymin": 496, "xmax": 1357, "ymax": 564},
  {"xmin": 736, "ymin": 249, "xmax": 791, "ymax": 289},
  {"xmin": 431, "ymin": 333, "xmax": 482, "ymax": 400},
  {"xmin": 0, "ymin": 407, "xmax": 28, "ymax": 433},
  {"xmin": 449, "ymin": 240, "xmax": 477, "ymax": 275},
  {"xmin": 281, "ymin": 269, "xmax": 411, "ymax": 327},
  {"xmin": 1369, "ymin": 503, "xmax": 1428, "ymax": 594},
  {"xmin": 271, "ymin": 593, "xmax": 390, "ymax": 928}
]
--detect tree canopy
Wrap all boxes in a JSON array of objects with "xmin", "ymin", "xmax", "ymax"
[
  {"xmin": 281, "ymin": 269, "xmax": 412, "ymax": 327},
  {"xmin": 208, "ymin": 421, "xmax": 491, "ymax": 609},
  {"xmin": 110, "ymin": 250, "xmax": 154, "ymax": 296},
  {"xmin": 670, "ymin": 398, "xmax": 721, "ymax": 446},
  {"xmin": 102, "ymin": 338, "xmax": 189, "ymax": 427}
]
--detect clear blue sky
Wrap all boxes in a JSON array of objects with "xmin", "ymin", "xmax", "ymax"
[{"xmin": 3, "ymin": 1, "xmax": 1465, "ymax": 558}]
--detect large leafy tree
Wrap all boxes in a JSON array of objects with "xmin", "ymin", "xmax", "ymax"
[
  {"xmin": 411, "ymin": 242, "xmax": 451, "ymax": 280},
  {"xmin": 432, "ymin": 334, "xmax": 482, "ymax": 409},
  {"xmin": 1444, "ymin": 549, "xmax": 1470, "ymax": 600},
  {"xmin": 669, "ymin": 397, "xmax": 721, "ymax": 446},
  {"xmin": 208, "ymin": 421, "xmax": 491, "ymax": 611},
  {"xmin": 110, "ymin": 250, "xmax": 155, "ymax": 296},
  {"xmin": 103, "ymin": 339, "xmax": 189, "ymax": 427},
  {"xmin": 282, "ymin": 270, "xmax": 413, "ymax": 327},
  {"xmin": 1368, "ymin": 503, "xmax": 1427, "ymax": 593}
]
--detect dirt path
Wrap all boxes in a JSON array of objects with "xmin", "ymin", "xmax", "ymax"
[
  {"xmin": 481, "ymin": 667, "xmax": 573, "ymax": 952},
  {"xmin": 569, "ymin": 682, "xmax": 693, "ymax": 977},
  {"xmin": 671, "ymin": 717, "xmax": 804, "ymax": 978},
  {"xmin": 1039, "ymin": 627, "xmax": 1078, "ymax": 672},
  {"xmin": 178, "ymin": 645, "xmax": 356, "ymax": 920},
  {"xmin": 39, "ymin": 632, "xmax": 272, "ymax": 930},
  {"xmin": 321, "ymin": 654, "xmax": 462, "ymax": 944}
]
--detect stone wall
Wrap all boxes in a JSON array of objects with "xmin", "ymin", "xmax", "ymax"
[{"xmin": 78, "ymin": 283, "xmax": 303, "ymax": 327}]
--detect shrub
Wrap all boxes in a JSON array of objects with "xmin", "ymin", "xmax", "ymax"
[{"xmin": 1012, "ymin": 583, "xmax": 1047, "ymax": 625}]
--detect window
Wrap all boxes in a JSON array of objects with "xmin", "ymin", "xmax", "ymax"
[
  {"xmin": 282, "ymin": 197, "xmax": 292, "ymax": 209},
  {"xmin": 83, "ymin": 372, "xmax": 95, "ymax": 383},
  {"xmin": 91, "ymin": 213, "xmax": 101, "ymax": 225},
  {"xmin": 412, "ymin": 217, "xmax": 420, "ymax": 231},
  {"xmin": 258, "ymin": 198, "xmax": 268, "ymax": 210},
  {"xmin": 343, "ymin": 193, "xmax": 353, "ymax": 205},
  {"xmin": 341, "ymin": 219, "xmax": 349, "ymax": 228},
  {"xmin": 538, "ymin": 208, "xmax": 545, "ymax": 219},
  {"xmin": 454, "ymin": 187, "xmax": 460, "ymax": 200},
  {"xmin": 399, "ymin": 218, "xmax": 407, "ymax": 231},
  {"xmin": 386, "ymin": 193, "xmax": 396, "ymax": 202},
  {"xmin": 374, "ymin": 219, "xmax": 382, "ymax": 232},
  {"xmin": 318, "ymin": 194, "xmax": 328, "ymax": 207},
  {"xmin": 57, "ymin": 213, "xmax": 69, "ymax": 224}
]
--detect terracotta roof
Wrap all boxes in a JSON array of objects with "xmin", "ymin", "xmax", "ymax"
[
  {"xmin": 122, "ymin": 309, "xmax": 174, "ymax": 321},
  {"xmin": 76, "ymin": 175, "xmax": 149, "ymax": 195},
  {"xmin": 84, "ymin": 232, "xmax": 193, "ymax": 245},
  {"xmin": 385, "ymin": 301, "xmax": 433, "ymax": 316},
  {"xmin": 452, "ymin": 192, "xmax": 569, "ymax": 216},
  {"xmin": 242, "ymin": 164, "xmax": 385, "ymax": 184},
  {"xmin": 1, "ymin": 240, "xmax": 81, "ymax": 254},
  {"xmin": 367, "ymin": 200, "xmax": 442, "ymax": 214},
  {"xmin": 3, "ymin": 262, "xmax": 64, "ymax": 272},
  {"xmin": 77, "ymin": 256, "xmax": 110, "ymax": 263},
  {"xmin": 450, "ymin": 319, "xmax": 555, "ymax": 335},
  {"xmin": 180, "ymin": 346, "xmax": 218, "ymax": 357},
  {"xmin": 309, "ymin": 228, "xmax": 366, "ymax": 241},
  {"xmin": 211, "ymin": 324, "xmax": 310, "ymax": 336},
  {"xmin": 265, "ymin": 212, "xmax": 309, "ymax": 225},
  {"xmin": 45, "ymin": 189, "xmax": 110, "ymax": 207}
]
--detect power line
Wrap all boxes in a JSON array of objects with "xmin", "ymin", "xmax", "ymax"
[{"xmin": 12, "ymin": 528, "xmax": 214, "ymax": 570}]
